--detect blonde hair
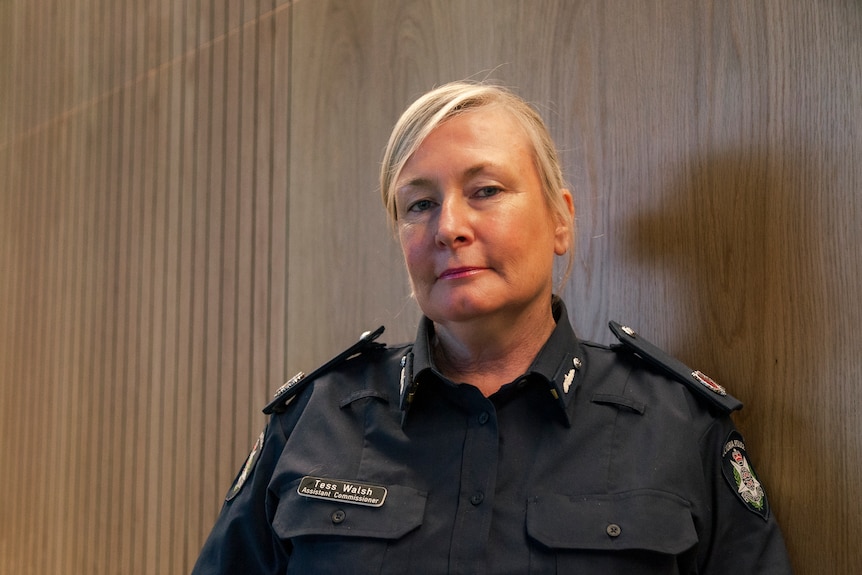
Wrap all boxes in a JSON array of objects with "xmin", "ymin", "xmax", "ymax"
[{"xmin": 380, "ymin": 80, "xmax": 575, "ymax": 284}]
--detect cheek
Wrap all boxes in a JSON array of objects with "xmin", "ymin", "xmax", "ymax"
[
  {"xmin": 398, "ymin": 234, "xmax": 434, "ymax": 301},
  {"xmin": 398, "ymin": 227, "xmax": 428, "ymax": 276}
]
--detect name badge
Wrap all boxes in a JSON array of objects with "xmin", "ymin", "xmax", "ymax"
[{"xmin": 297, "ymin": 476, "xmax": 388, "ymax": 508}]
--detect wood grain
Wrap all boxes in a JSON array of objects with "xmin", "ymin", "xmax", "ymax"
[{"xmin": 1, "ymin": 0, "xmax": 860, "ymax": 572}]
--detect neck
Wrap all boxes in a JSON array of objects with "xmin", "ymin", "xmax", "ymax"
[{"xmin": 432, "ymin": 300, "xmax": 557, "ymax": 396}]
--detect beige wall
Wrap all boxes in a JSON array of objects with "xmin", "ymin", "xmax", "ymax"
[{"xmin": 2, "ymin": 1, "xmax": 860, "ymax": 573}]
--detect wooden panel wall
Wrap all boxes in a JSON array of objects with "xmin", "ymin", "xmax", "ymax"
[
  {"xmin": 1, "ymin": 1, "xmax": 860, "ymax": 573},
  {"xmin": 0, "ymin": 1, "xmax": 292, "ymax": 573}
]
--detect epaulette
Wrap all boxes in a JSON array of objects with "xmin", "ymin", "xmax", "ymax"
[
  {"xmin": 609, "ymin": 321, "xmax": 742, "ymax": 414},
  {"xmin": 262, "ymin": 326, "xmax": 386, "ymax": 415}
]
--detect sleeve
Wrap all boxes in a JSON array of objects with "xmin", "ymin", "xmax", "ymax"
[
  {"xmin": 697, "ymin": 416, "xmax": 793, "ymax": 574},
  {"xmin": 190, "ymin": 416, "xmax": 291, "ymax": 575}
]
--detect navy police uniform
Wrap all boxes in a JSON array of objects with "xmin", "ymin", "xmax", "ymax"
[{"xmin": 192, "ymin": 299, "xmax": 792, "ymax": 574}]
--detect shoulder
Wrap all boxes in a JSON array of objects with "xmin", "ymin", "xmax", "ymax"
[
  {"xmin": 263, "ymin": 326, "xmax": 410, "ymax": 415},
  {"xmin": 605, "ymin": 320, "xmax": 743, "ymax": 414}
]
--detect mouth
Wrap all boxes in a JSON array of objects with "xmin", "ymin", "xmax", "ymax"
[{"xmin": 437, "ymin": 267, "xmax": 487, "ymax": 280}]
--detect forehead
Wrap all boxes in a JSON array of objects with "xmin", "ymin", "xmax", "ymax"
[
  {"xmin": 401, "ymin": 106, "xmax": 534, "ymax": 174},
  {"xmin": 435, "ymin": 105, "xmax": 529, "ymax": 147}
]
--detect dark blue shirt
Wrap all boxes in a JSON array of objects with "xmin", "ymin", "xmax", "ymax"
[{"xmin": 192, "ymin": 300, "xmax": 791, "ymax": 574}]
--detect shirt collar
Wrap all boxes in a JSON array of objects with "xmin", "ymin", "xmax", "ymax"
[{"xmin": 400, "ymin": 296, "xmax": 584, "ymax": 427}]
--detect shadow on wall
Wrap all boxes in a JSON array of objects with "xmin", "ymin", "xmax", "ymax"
[{"xmin": 625, "ymin": 144, "xmax": 845, "ymax": 565}]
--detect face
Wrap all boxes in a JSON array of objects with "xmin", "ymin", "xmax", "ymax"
[{"xmin": 394, "ymin": 105, "xmax": 573, "ymax": 328}]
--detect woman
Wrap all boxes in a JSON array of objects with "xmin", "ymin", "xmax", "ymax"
[{"xmin": 192, "ymin": 81, "xmax": 791, "ymax": 573}]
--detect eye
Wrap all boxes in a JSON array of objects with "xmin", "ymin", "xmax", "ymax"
[
  {"xmin": 407, "ymin": 198, "xmax": 436, "ymax": 213},
  {"xmin": 474, "ymin": 186, "xmax": 502, "ymax": 198}
]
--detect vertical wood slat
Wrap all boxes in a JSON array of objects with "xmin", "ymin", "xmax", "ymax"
[
  {"xmin": 1, "ymin": 1, "xmax": 860, "ymax": 574},
  {"xmin": 32, "ymin": 5, "xmax": 59, "ymax": 572},
  {"xmin": 202, "ymin": 0, "xmax": 227, "ymax": 539},
  {"xmin": 14, "ymin": 4, "xmax": 36, "ymax": 569},
  {"xmin": 17, "ymin": 6, "xmax": 35, "ymax": 574},
  {"xmin": 105, "ymin": 3, "xmax": 132, "ymax": 571},
  {"xmin": 170, "ymin": 0, "xmax": 196, "ymax": 566},
  {"xmin": 0, "ymin": 0, "xmax": 14, "ymax": 565},
  {"xmin": 186, "ymin": 23, "xmax": 210, "ymax": 569},
  {"xmin": 111, "ymin": 4, "xmax": 131, "ymax": 567},
  {"xmin": 157, "ymin": 0, "xmax": 185, "ymax": 569},
  {"xmin": 269, "ymin": 2, "xmax": 289, "ymax": 410}
]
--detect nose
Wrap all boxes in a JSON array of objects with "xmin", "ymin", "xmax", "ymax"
[{"xmin": 434, "ymin": 195, "xmax": 473, "ymax": 248}]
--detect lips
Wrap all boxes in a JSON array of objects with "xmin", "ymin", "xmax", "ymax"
[{"xmin": 437, "ymin": 267, "xmax": 487, "ymax": 280}]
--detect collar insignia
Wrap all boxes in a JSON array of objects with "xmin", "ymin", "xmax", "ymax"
[
  {"xmin": 692, "ymin": 370, "xmax": 727, "ymax": 396},
  {"xmin": 562, "ymin": 357, "xmax": 582, "ymax": 394}
]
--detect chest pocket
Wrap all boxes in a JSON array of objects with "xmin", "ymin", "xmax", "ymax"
[
  {"xmin": 526, "ymin": 489, "xmax": 699, "ymax": 574},
  {"xmin": 273, "ymin": 478, "xmax": 427, "ymax": 575}
]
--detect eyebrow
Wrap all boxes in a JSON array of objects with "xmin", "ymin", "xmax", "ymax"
[
  {"xmin": 396, "ymin": 176, "xmax": 435, "ymax": 192},
  {"xmin": 396, "ymin": 164, "xmax": 494, "ymax": 193}
]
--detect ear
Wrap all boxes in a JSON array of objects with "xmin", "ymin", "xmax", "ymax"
[{"xmin": 553, "ymin": 189, "xmax": 575, "ymax": 256}]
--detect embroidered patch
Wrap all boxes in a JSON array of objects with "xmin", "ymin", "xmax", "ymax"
[
  {"xmin": 297, "ymin": 476, "xmax": 388, "ymax": 508},
  {"xmin": 721, "ymin": 430, "xmax": 769, "ymax": 520},
  {"xmin": 226, "ymin": 428, "xmax": 265, "ymax": 501}
]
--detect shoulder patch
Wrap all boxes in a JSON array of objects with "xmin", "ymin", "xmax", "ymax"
[
  {"xmin": 263, "ymin": 326, "xmax": 386, "ymax": 414},
  {"xmin": 226, "ymin": 427, "xmax": 265, "ymax": 501},
  {"xmin": 721, "ymin": 430, "xmax": 770, "ymax": 520},
  {"xmin": 608, "ymin": 321, "xmax": 742, "ymax": 414}
]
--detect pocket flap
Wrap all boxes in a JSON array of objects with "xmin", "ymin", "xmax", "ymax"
[
  {"xmin": 527, "ymin": 489, "xmax": 697, "ymax": 555},
  {"xmin": 274, "ymin": 478, "xmax": 426, "ymax": 540}
]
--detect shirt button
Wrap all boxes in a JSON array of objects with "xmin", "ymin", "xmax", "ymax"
[
  {"xmin": 478, "ymin": 411, "xmax": 490, "ymax": 425},
  {"xmin": 470, "ymin": 492, "xmax": 485, "ymax": 506},
  {"xmin": 331, "ymin": 509, "xmax": 346, "ymax": 524},
  {"xmin": 606, "ymin": 523, "xmax": 621, "ymax": 537}
]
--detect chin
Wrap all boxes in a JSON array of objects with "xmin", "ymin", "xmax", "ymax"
[{"xmin": 423, "ymin": 294, "xmax": 502, "ymax": 324}]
